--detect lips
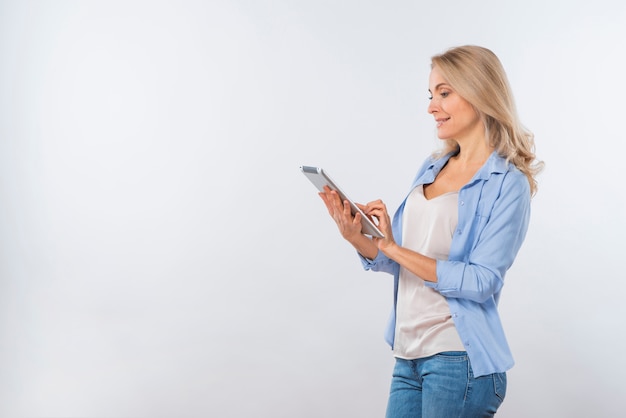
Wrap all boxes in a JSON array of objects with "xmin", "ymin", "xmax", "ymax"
[{"xmin": 436, "ymin": 117, "xmax": 450, "ymax": 128}]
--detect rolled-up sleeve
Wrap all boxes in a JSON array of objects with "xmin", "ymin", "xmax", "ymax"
[{"xmin": 359, "ymin": 250, "xmax": 398, "ymax": 275}]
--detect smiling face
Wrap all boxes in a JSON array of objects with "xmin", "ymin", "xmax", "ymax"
[{"xmin": 428, "ymin": 66, "xmax": 483, "ymax": 143}]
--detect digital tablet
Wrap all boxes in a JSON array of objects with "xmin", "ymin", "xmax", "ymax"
[{"xmin": 300, "ymin": 165, "xmax": 385, "ymax": 238}]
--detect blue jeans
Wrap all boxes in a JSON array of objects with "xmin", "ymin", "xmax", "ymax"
[{"xmin": 386, "ymin": 352, "xmax": 506, "ymax": 418}]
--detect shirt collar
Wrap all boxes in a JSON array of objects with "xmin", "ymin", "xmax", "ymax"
[
  {"xmin": 424, "ymin": 150, "xmax": 510, "ymax": 184},
  {"xmin": 474, "ymin": 151, "xmax": 509, "ymax": 180}
]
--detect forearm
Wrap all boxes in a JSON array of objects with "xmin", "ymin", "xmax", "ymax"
[
  {"xmin": 348, "ymin": 234, "xmax": 380, "ymax": 260},
  {"xmin": 380, "ymin": 243, "xmax": 438, "ymax": 282}
]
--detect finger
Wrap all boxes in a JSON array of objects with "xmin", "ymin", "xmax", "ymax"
[
  {"xmin": 326, "ymin": 189, "xmax": 342, "ymax": 207},
  {"xmin": 343, "ymin": 200, "xmax": 352, "ymax": 216},
  {"xmin": 365, "ymin": 207, "xmax": 386, "ymax": 220},
  {"xmin": 364, "ymin": 200, "xmax": 386, "ymax": 214},
  {"xmin": 353, "ymin": 211, "xmax": 362, "ymax": 227},
  {"xmin": 318, "ymin": 192, "xmax": 335, "ymax": 215}
]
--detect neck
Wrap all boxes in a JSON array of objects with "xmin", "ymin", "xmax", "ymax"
[
  {"xmin": 454, "ymin": 135, "xmax": 493, "ymax": 166},
  {"xmin": 448, "ymin": 118, "xmax": 494, "ymax": 165}
]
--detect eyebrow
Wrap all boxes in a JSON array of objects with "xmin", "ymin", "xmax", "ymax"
[{"xmin": 428, "ymin": 83, "xmax": 451, "ymax": 93}]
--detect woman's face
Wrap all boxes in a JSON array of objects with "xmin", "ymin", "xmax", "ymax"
[{"xmin": 427, "ymin": 66, "xmax": 483, "ymax": 142}]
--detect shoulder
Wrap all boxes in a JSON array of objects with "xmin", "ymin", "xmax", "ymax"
[
  {"xmin": 486, "ymin": 153, "xmax": 530, "ymax": 197},
  {"xmin": 501, "ymin": 163, "xmax": 530, "ymax": 198}
]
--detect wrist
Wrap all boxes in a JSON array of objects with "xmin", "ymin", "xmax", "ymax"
[{"xmin": 379, "ymin": 240, "xmax": 398, "ymax": 257}]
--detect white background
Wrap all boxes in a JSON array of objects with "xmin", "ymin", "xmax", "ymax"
[{"xmin": 1, "ymin": 1, "xmax": 625, "ymax": 417}]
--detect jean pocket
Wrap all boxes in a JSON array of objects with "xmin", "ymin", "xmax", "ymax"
[
  {"xmin": 433, "ymin": 351, "xmax": 468, "ymax": 362},
  {"xmin": 492, "ymin": 372, "xmax": 507, "ymax": 401}
]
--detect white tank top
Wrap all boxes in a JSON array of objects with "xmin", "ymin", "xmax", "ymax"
[{"xmin": 393, "ymin": 185, "xmax": 465, "ymax": 359}]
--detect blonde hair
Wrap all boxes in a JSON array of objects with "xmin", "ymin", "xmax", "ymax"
[{"xmin": 431, "ymin": 45, "xmax": 543, "ymax": 195}]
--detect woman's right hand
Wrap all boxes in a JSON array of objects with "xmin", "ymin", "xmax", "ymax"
[{"xmin": 318, "ymin": 186, "xmax": 364, "ymax": 243}]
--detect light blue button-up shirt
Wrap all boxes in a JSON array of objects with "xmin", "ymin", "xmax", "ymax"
[{"xmin": 361, "ymin": 151, "xmax": 531, "ymax": 377}]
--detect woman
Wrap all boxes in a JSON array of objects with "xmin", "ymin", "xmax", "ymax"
[{"xmin": 320, "ymin": 45, "xmax": 542, "ymax": 417}]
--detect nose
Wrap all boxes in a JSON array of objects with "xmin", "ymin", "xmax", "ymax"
[{"xmin": 427, "ymin": 98, "xmax": 437, "ymax": 114}]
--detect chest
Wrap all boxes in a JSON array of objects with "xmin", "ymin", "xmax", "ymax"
[{"xmin": 423, "ymin": 160, "xmax": 484, "ymax": 200}]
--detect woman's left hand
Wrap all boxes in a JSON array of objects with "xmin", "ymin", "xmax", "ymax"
[{"xmin": 358, "ymin": 200, "xmax": 396, "ymax": 252}]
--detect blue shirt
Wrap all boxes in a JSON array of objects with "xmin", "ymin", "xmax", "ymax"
[{"xmin": 361, "ymin": 151, "xmax": 531, "ymax": 377}]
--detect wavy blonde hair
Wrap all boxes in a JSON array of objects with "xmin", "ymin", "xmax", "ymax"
[{"xmin": 431, "ymin": 45, "xmax": 543, "ymax": 195}]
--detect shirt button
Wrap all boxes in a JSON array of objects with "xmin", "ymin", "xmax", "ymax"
[{"xmin": 460, "ymin": 201, "xmax": 465, "ymax": 206}]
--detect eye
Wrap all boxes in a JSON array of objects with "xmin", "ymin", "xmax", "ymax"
[{"xmin": 440, "ymin": 91, "xmax": 450, "ymax": 98}]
